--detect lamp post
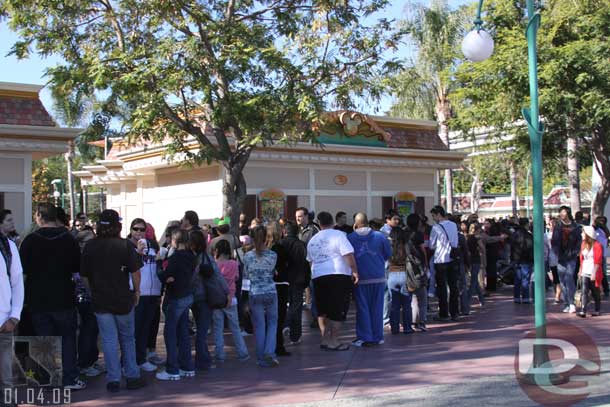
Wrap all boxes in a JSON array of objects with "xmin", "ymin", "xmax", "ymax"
[
  {"xmin": 51, "ymin": 179, "xmax": 65, "ymax": 208},
  {"xmin": 463, "ymin": 0, "xmax": 553, "ymax": 382}
]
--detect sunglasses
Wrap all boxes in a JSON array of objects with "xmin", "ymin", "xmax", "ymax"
[{"xmin": 132, "ymin": 227, "xmax": 146, "ymax": 232}]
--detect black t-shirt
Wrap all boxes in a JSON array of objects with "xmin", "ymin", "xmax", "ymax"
[
  {"xmin": 81, "ymin": 237, "xmax": 143, "ymax": 315},
  {"xmin": 407, "ymin": 229, "xmax": 425, "ymax": 263}
]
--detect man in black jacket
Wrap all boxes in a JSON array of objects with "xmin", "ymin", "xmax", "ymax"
[
  {"xmin": 280, "ymin": 222, "xmax": 310, "ymax": 344},
  {"xmin": 19, "ymin": 203, "xmax": 84, "ymax": 390},
  {"xmin": 511, "ymin": 218, "xmax": 534, "ymax": 304},
  {"xmin": 551, "ymin": 206, "xmax": 582, "ymax": 313}
]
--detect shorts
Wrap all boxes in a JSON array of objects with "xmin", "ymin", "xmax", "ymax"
[{"xmin": 313, "ymin": 274, "xmax": 353, "ymax": 322}]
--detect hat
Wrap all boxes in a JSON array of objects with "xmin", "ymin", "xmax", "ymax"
[
  {"xmin": 214, "ymin": 216, "xmax": 230, "ymax": 226},
  {"xmin": 583, "ymin": 226, "xmax": 596, "ymax": 240},
  {"xmin": 99, "ymin": 209, "xmax": 122, "ymax": 225}
]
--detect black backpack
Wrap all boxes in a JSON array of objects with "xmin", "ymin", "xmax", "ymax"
[
  {"xmin": 197, "ymin": 254, "xmax": 229, "ymax": 309},
  {"xmin": 404, "ymin": 234, "xmax": 425, "ymax": 292}
]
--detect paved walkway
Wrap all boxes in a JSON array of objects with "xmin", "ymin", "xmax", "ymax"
[{"xmin": 65, "ymin": 287, "xmax": 610, "ymax": 407}]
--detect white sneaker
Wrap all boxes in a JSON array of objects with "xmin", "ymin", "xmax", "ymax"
[
  {"xmin": 179, "ymin": 369, "xmax": 195, "ymax": 378},
  {"xmin": 155, "ymin": 370, "xmax": 180, "ymax": 381},
  {"xmin": 351, "ymin": 339, "xmax": 365, "ymax": 347},
  {"xmin": 80, "ymin": 366, "xmax": 103, "ymax": 377},
  {"xmin": 569, "ymin": 304, "xmax": 577, "ymax": 314},
  {"xmin": 64, "ymin": 379, "xmax": 87, "ymax": 391},
  {"xmin": 139, "ymin": 362, "xmax": 157, "ymax": 372},
  {"xmin": 377, "ymin": 339, "xmax": 385, "ymax": 345},
  {"xmin": 562, "ymin": 306, "xmax": 570, "ymax": 313},
  {"xmin": 93, "ymin": 362, "xmax": 106, "ymax": 373}
]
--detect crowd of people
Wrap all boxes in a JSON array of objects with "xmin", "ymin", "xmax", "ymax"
[{"xmin": 0, "ymin": 201, "xmax": 607, "ymax": 395}]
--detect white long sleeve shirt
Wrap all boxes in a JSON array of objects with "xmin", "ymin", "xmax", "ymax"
[
  {"xmin": 430, "ymin": 220, "xmax": 458, "ymax": 264},
  {"xmin": 0, "ymin": 239, "xmax": 24, "ymax": 325}
]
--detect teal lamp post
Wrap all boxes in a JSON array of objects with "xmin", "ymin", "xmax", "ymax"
[{"xmin": 462, "ymin": 0, "xmax": 553, "ymax": 382}]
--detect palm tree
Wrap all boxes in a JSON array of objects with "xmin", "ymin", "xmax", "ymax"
[{"xmin": 390, "ymin": 0, "xmax": 468, "ymax": 211}]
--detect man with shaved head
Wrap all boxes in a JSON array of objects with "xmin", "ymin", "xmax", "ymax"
[{"xmin": 348, "ymin": 213, "xmax": 392, "ymax": 347}]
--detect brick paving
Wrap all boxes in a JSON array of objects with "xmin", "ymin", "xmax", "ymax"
[{"xmin": 64, "ymin": 287, "xmax": 610, "ymax": 407}]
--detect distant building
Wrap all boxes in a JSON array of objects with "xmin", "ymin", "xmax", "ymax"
[
  {"xmin": 0, "ymin": 82, "xmax": 82, "ymax": 233},
  {"xmin": 75, "ymin": 112, "xmax": 466, "ymax": 235}
]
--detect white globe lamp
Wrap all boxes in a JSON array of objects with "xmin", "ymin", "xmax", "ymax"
[
  {"xmin": 53, "ymin": 190, "xmax": 61, "ymax": 199},
  {"xmin": 462, "ymin": 29, "xmax": 494, "ymax": 62}
]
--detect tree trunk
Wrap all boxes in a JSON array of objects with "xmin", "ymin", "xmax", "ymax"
[
  {"xmin": 436, "ymin": 100, "xmax": 453, "ymax": 212},
  {"xmin": 65, "ymin": 141, "xmax": 77, "ymax": 223},
  {"xmin": 222, "ymin": 149, "xmax": 252, "ymax": 234},
  {"xmin": 510, "ymin": 161, "xmax": 518, "ymax": 217},
  {"xmin": 591, "ymin": 127, "xmax": 610, "ymax": 220},
  {"xmin": 470, "ymin": 173, "xmax": 481, "ymax": 214},
  {"xmin": 567, "ymin": 135, "xmax": 581, "ymax": 213}
]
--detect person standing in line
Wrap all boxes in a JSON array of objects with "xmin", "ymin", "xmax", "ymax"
[
  {"xmin": 128, "ymin": 218, "xmax": 162, "ymax": 373},
  {"xmin": 429, "ymin": 205, "xmax": 460, "ymax": 322},
  {"xmin": 334, "ymin": 212, "xmax": 353, "ymax": 234},
  {"xmin": 511, "ymin": 218, "xmax": 534, "ymax": 304},
  {"xmin": 244, "ymin": 226, "xmax": 279, "ymax": 367},
  {"xmin": 296, "ymin": 207, "xmax": 319, "ymax": 328},
  {"xmin": 266, "ymin": 222, "xmax": 291, "ymax": 357},
  {"xmin": 80, "ymin": 209, "xmax": 144, "ymax": 392},
  {"xmin": 307, "ymin": 212, "xmax": 359, "ymax": 351},
  {"xmin": 348, "ymin": 213, "xmax": 391, "ymax": 347},
  {"xmin": 20, "ymin": 203, "xmax": 85, "ymax": 390},
  {"xmin": 181, "ymin": 210, "xmax": 202, "ymax": 232},
  {"xmin": 387, "ymin": 227, "xmax": 414, "ymax": 335},
  {"xmin": 594, "ymin": 216, "xmax": 610, "ymax": 298},
  {"xmin": 156, "ymin": 229, "xmax": 196, "ymax": 381},
  {"xmin": 466, "ymin": 223, "xmax": 486, "ymax": 311},
  {"xmin": 0, "ymin": 210, "xmax": 23, "ymax": 395},
  {"xmin": 551, "ymin": 206, "xmax": 582, "ymax": 314},
  {"xmin": 406, "ymin": 214, "xmax": 428, "ymax": 331},
  {"xmin": 577, "ymin": 226, "xmax": 603, "ymax": 318},
  {"xmin": 546, "ymin": 219, "xmax": 562, "ymax": 304},
  {"xmin": 211, "ymin": 239, "xmax": 249, "ymax": 362},
  {"xmin": 279, "ymin": 221, "xmax": 310, "ymax": 345}
]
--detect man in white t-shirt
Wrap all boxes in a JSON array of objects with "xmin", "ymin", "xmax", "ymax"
[
  {"xmin": 429, "ymin": 205, "xmax": 459, "ymax": 321},
  {"xmin": 307, "ymin": 212, "xmax": 359, "ymax": 351}
]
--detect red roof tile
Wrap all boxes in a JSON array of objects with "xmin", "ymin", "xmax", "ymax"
[
  {"xmin": 385, "ymin": 127, "xmax": 447, "ymax": 151},
  {"xmin": 0, "ymin": 96, "xmax": 56, "ymax": 127}
]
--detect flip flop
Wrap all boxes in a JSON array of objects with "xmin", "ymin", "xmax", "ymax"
[{"xmin": 325, "ymin": 343, "xmax": 350, "ymax": 351}]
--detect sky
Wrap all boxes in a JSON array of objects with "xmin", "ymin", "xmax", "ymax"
[{"xmin": 0, "ymin": 0, "xmax": 474, "ymax": 122}]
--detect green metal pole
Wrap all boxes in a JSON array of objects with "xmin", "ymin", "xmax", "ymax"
[{"xmin": 522, "ymin": 0, "xmax": 547, "ymax": 368}]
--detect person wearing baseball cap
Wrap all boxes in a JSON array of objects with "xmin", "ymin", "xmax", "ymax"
[
  {"xmin": 80, "ymin": 209, "xmax": 145, "ymax": 392},
  {"xmin": 578, "ymin": 226, "xmax": 603, "ymax": 318}
]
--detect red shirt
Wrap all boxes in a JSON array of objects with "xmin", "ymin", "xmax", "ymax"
[{"xmin": 216, "ymin": 258, "xmax": 239, "ymax": 299}]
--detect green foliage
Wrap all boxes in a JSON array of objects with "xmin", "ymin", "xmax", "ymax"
[{"xmin": 388, "ymin": 0, "xmax": 471, "ymax": 120}]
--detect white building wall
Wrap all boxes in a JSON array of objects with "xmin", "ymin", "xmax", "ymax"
[{"xmin": 0, "ymin": 152, "xmax": 32, "ymax": 234}]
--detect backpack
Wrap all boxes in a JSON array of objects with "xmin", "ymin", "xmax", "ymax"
[
  {"xmin": 404, "ymin": 235, "xmax": 424, "ymax": 292},
  {"xmin": 196, "ymin": 253, "xmax": 229, "ymax": 309}
]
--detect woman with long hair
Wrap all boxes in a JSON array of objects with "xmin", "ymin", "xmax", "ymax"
[
  {"xmin": 156, "ymin": 229, "xmax": 195, "ymax": 381},
  {"xmin": 188, "ymin": 229, "xmax": 216, "ymax": 371},
  {"xmin": 387, "ymin": 227, "xmax": 412, "ymax": 334},
  {"xmin": 244, "ymin": 226, "xmax": 278, "ymax": 367},
  {"xmin": 266, "ymin": 222, "xmax": 290, "ymax": 356},
  {"xmin": 577, "ymin": 226, "xmax": 603, "ymax": 318}
]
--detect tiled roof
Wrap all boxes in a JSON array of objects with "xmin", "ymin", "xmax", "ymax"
[
  {"xmin": 385, "ymin": 127, "xmax": 447, "ymax": 151},
  {"xmin": 0, "ymin": 96, "xmax": 56, "ymax": 126}
]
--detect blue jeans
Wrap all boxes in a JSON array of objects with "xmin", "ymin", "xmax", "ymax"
[
  {"xmin": 467, "ymin": 263, "xmax": 485, "ymax": 310},
  {"xmin": 95, "ymin": 309, "xmax": 140, "ymax": 383},
  {"xmin": 192, "ymin": 300, "xmax": 213, "ymax": 370},
  {"xmin": 31, "ymin": 310, "xmax": 79, "ymax": 385},
  {"xmin": 249, "ymin": 293, "xmax": 278, "ymax": 363},
  {"xmin": 76, "ymin": 301, "xmax": 99, "ymax": 369},
  {"xmin": 387, "ymin": 272, "xmax": 413, "ymax": 333},
  {"xmin": 134, "ymin": 295, "xmax": 161, "ymax": 365},
  {"xmin": 163, "ymin": 295, "xmax": 194, "ymax": 375},
  {"xmin": 557, "ymin": 260, "xmax": 577, "ymax": 306},
  {"xmin": 428, "ymin": 258, "xmax": 436, "ymax": 297},
  {"xmin": 213, "ymin": 304, "xmax": 249, "ymax": 360},
  {"xmin": 514, "ymin": 264, "xmax": 533, "ymax": 302}
]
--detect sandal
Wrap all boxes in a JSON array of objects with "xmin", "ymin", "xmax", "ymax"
[{"xmin": 325, "ymin": 343, "xmax": 350, "ymax": 352}]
